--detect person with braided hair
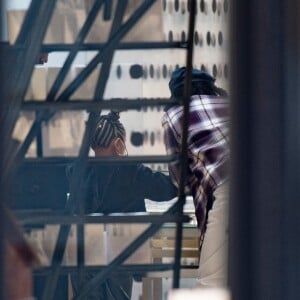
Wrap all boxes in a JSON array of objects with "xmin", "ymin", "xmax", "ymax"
[{"xmin": 69, "ymin": 111, "xmax": 177, "ymax": 299}]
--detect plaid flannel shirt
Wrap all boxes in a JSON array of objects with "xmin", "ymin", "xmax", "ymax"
[{"xmin": 162, "ymin": 94, "xmax": 229, "ymax": 244}]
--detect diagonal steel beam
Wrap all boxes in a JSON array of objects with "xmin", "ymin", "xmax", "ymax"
[
  {"xmin": 4, "ymin": 0, "xmax": 56, "ymax": 144},
  {"xmin": 2, "ymin": 0, "xmax": 56, "ymax": 176},
  {"xmin": 15, "ymin": 0, "xmax": 157, "ymax": 166},
  {"xmin": 75, "ymin": 0, "xmax": 129, "ymax": 289},
  {"xmin": 172, "ymin": 0, "xmax": 197, "ymax": 289},
  {"xmin": 43, "ymin": 1, "xmax": 159, "ymax": 299},
  {"xmin": 46, "ymin": 0, "xmax": 105, "ymax": 103},
  {"xmin": 74, "ymin": 201, "xmax": 183, "ymax": 300},
  {"xmin": 55, "ymin": 0, "xmax": 157, "ymax": 103}
]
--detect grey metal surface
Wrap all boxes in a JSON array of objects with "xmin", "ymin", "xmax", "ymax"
[{"xmin": 229, "ymin": 0, "xmax": 300, "ymax": 300}]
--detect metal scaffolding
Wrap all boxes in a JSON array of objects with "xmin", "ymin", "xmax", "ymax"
[{"xmin": 0, "ymin": 0, "xmax": 197, "ymax": 299}]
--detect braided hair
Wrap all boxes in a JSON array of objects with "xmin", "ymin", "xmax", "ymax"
[{"xmin": 91, "ymin": 111, "xmax": 126, "ymax": 150}]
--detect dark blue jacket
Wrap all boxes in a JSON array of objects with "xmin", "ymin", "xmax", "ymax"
[{"xmin": 68, "ymin": 164, "xmax": 177, "ymax": 214}]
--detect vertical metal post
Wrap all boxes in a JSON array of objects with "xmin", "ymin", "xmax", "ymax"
[
  {"xmin": 0, "ymin": 38, "xmax": 7, "ymax": 300},
  {"xmin": 0, "ymin": 6, "xmax": 8, "ymax": 299},
  {"xmin": 76, "ymin": 0, "xmax": 128, "ymax": 288},
  {"xmin": 0, "ymin": 0, "xmax": 7, "ymax": 41},
  {"xmin": 172, "ymin": 0, "xmax": 196, "ymax": 289},
  {"xmin": 229, "ymin": 0, "xmax": 300, "ymax": 299},
  {"xmin": 43, "ymin": 2, "xmax": 158, "ymax": 299},
  {"xmin": 2, "ymin": 0, "xmax": 56, "ymax": 175},
  {"xmin": 282, "ymin": 0, "xmax": 300, "ymax": 298},
  {"xmin": 36, "ymin": 112, "xmax": 43, "ymax": 157},
  {"xmin": 46, "ymin": 0, "xmax": 105, "ymax": 102}
]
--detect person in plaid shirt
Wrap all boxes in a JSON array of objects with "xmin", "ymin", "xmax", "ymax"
[{"xmin": 162, "ymin": 67, "xmax": 230, "ymax": 286}]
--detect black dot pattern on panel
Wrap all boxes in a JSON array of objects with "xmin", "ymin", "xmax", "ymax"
[
  {"xmin": 194, "ymin": 31, "xmax": 199, "ymax": 45},
  {"xmin": 169, "ymin": 65, "xmax": 173, "ymax": 77},
  {"xmin": 129, "ymin": 64, "xmax": 143, "ymax": 79},
  {"xmin": 211, "ymin": 33, "xmax": 216, "ymax": 47},
  {"xmin": 200, "ymin": 0, "xmax": 205, "ymax": 13},
  {"xmin": 150, "ymin": 131, "xmax": 155, "ymax": 146},
  {"xmin": 174, "ymin": 0, "xmax": 179, "ymax": 12},
  {"xmin": 199, "ymin": 33, "xmax": 203, "ymax": 46},
  {"xmin": 212, "ymin": 64, "xmax": 217, "ymax": 77},
  {"xmin": 206, "ymin": 31, "xmax": 211, "ymax": 46},
  {"xmin": 218, "ymin": 31, "xmax": 223, "ymax": 46},
  {"xmin": 181, "ymin": 0, "xmax": 186, "ymax": 14},
  {"xmin": 168, "ymin": 0, "xmax": 173, "ymax": 13},
  {"xmin": 212, "ymin": 0, "xmax": 217, "ymax": 13},
  {"xmin": 187, "ymin": 0, "xmax": 192, "ymax": 13},
  {"xmin": 149, "ymin": 64, "xmax": 154, "ymax": 78},
  {"xmin": 224, "ymin": 0, "xmax": 228, "ymax": 13},
  {"xmin": 217, "ymin": 1, "xmax": 222, "ymax": 15},
  {"xmin": 218, "ymin": 64, "xmax": 223, "ymax": 78},
  {"xmin": 162, "ymin": 64, "xmax": 168, "ymax": 78},
  {"xmin": 224, "ymin": 64, "xmax": 229, "ymax": 78},
  {"xmin": 131, "ymin": 132, "xmax": 144, "ymax": 146},
  {"xmin": 168, "ymin": 30, "xmax": 173, "ymax": 42},
  {"xmin": 162, "ymin": 0, "xmax": 167, "ymax": 11},
  {"xmin": 116, "ymin": 65, "xmax": 122, "ymax": 79},
  {"xmin": 181, "ymin": 31, "xmax": 186, "ymax": 42},
  {"xmin": 144, "ymin": 131, "xmax": 148, "ymax": 143},
  {"xmin": 143, "ymin": 65, "xmax": 148, "ymax": 79},
  {"xmin": 175, "ymin": 64, "xmax": 180, "ymax": 70},
  {"xmin": 156, "ymin": 66, "xmax": 161, "ymax": 79},
  {"xmin": 201, "ymin": 64, "xmax": 206, "ymax": 71}
]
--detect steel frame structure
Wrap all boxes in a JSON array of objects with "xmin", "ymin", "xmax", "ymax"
[{"xmin": 0, "ymin": 0, "xmax": 197, "ymax": 299}]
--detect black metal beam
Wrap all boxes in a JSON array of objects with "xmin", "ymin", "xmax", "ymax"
[
  {"xmin": 75, "ymin": 0, "xmax": 129, "ymax": 280},
  {"xmin": 16, "ymin": 0, "xmax": 157, "ymax": 162},
  {"xmin": 18, "ymin": 213, "xmax": 191, "ymax": 226},
  {"xmin": 0, "ymin": 3, "xmax": 55, "ymax": 295},
  {"xmin": 0, "ymin": 41, "xmax": 7, "ymax": 300},
  {"xmin": 55, "ymin": 0, "xmax": 157, "ymax": 103},
  {"xmin": 173, "ymin": 0, "xmax": 196, "ymax": 289},
  {"xmin": 41, "ymin": 41, "xmax": 185, "ymax": 52},
  {"xmin": 46, "ymin": 0, "xmax": 105, "ymax": 103},
  {"xmin": 74, "ymin": 201, "xmax": 182, "ymax": 300},
  {"xmin": 2, "ymin": 0, "xmax": 56, "ymax": 166},
  {"xmin": 19, "ymin": 155, "xmax": 176, "ymax": 165},
  {"xmin": 42, "ymin": 1, "xmax": 157, "ymax": 298},
  {"xmin": 21, "ymin": 98, "xmax": 181, "ymax": 111},
  {"xmin": 34, "ymin": 263, "xmax": 175, "ymax": 276}
]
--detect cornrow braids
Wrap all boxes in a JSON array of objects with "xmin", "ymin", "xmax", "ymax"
[{"xmin": 91, "ymin": 111, "xmax": 126, "ymax": 150}]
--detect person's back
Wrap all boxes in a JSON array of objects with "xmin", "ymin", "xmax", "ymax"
[
  {"xmin": 69, "ymin": 111, "xmax": 177, "ymax": 299},
  {"xmin": 68, "ymin": 162, "xmax": 177, "ymax": 215},
  {"xmin": 162, "ymin": 67, "xmax": 229, "ymax": 287}
]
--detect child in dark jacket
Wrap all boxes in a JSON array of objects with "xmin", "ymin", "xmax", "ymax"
[{"xmin": 69, "ymin": 111, "xmax": 177, "ymax": 300}]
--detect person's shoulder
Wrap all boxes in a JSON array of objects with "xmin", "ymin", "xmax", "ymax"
[
  {"xmin": 117, "ymin": 163, "xmax": 140, "ymax": 174},
  {"xmin": 191, "ymin": 94, "xmax": 228, "ymax": 103},
  {"xmin": 189, "ymin": 95, "xmax": 229, "ymax": 112},
  {"xmin": 163, "ymin": 104, "xmax": 185, "ymax": 125}
]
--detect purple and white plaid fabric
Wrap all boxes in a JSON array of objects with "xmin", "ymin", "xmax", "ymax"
[{"xmin": 162, "ymin": 94, "xmax": 229, "ymax": 240}]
